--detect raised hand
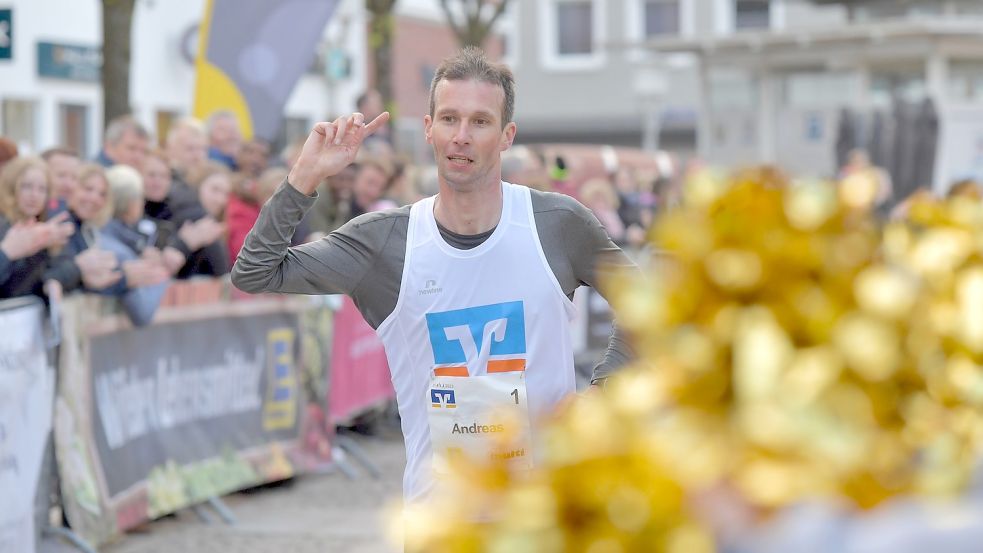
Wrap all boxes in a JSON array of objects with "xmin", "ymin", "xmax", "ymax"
[{"xmin": 287, "ymin": 111, "xmax": 390, "ymax": 195}]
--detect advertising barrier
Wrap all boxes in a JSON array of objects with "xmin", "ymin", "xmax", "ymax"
[
  {"xmin": 328, "ymin": 296, "xmax": 394, "ymax": 424},
  {"xmin": 0, "ymin": 298, "xmax": 55, "ymax": 553},
  {"xmin": 53, "ymin": 290, "xmax": 317, "ymax": 546}
]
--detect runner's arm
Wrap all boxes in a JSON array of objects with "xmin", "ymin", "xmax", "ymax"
[
  {"xmin": 562, "ymin": 199, "xmax": 639, "ymax": 385},
  {"xmin": 231, "ymin": 181, "xmax": 388, "ymax": 296}
]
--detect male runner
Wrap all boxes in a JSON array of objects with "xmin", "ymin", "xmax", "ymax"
[{"xmin": 232, "ymin": 47, "xmax": 635, "ymax": 503}]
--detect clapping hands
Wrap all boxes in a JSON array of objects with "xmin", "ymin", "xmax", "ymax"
[
  {"xmin": 177, "ymin": 216, "xmax": 225, "ymax": 252},
  {"xmin": 0, "ymin": 212, "xmax": 76, "ymax": 260},
  {"xmin": 75, "ymin": 248, "xmax": 122, "ymax": 290}
]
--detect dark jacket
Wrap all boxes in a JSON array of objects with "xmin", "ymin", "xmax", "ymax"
[
  {"xmin": 144, "ymin": 176, "xmax": 229, "ymax": 278},
  {"xmin": 0, "ymin": 216, "xmax": 82, "ymax": 299}
]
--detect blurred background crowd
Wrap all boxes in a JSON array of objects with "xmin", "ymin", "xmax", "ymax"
[{"xmin": 0, "ymin": 102, "xmax": 683, "ymax": 323}]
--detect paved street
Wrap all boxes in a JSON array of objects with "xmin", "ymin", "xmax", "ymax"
[{"xmin": 43, "ymin": 431, "xmax": 406, "ymax": 553}]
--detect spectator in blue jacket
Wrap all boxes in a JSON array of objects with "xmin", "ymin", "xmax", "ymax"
[{"xmin": 98, "ymin": 165, "xmax": 170, "ymax": 325}]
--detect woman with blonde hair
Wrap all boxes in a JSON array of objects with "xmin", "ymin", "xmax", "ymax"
[
  {"xmin": 0, "ymin": 157, "xmax": 117, "ymax": 298},
  {"xmin": 62, "ymin": 164, "xmax": 114, "ymax": 253}
]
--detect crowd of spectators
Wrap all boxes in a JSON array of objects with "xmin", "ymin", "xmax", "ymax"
[{"xmin": 0, "ymin": 94, "xmax": 672, "ymax": 324}]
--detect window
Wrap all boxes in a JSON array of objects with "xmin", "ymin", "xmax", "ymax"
[
  {"xmin": 871, "ymin": 68, "xmax": 926, "ymax": 108},
  {"xmin": 59, "ymin": 104, "xmax": 89, "ymax": 157},
  {"xmin": 644, "ymin": 0, "xmax": 681, "ymax": 37},
  {"xmin": 2, "ymin": 100, "xmax": 37, "ymax": 153},
  {"xmin": 735, "ymin": 0, "xmax": 770, "ymax": 30},
  {"xmin": 557, "ymin": 0, "xmax": 593, "ymax": 55},
  {"xmin": 709, "ymin": 69, "xmax": 755, "ymax": 110},
  {"xmin": 625, "ymin": 0, "xmax": 690, "ymax": 61},
  {"xmin": 949, "ymin": 61, "xmax": 983, "ymax": 104},
  {"xmin": 539, "ymin": 0, "xmax": 607, "ymax": 70},
  {"xmin": 782, "ymin": 72, "xmax": 859, "ymax": 108},
  {"xmin": 497, "ymin": 3, "xmax": 519, "ymax": 68}
]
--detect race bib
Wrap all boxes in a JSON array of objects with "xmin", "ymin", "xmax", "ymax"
[{"xmin": 427, "ymin": 370, "xmax": 532, "ymax": 475}]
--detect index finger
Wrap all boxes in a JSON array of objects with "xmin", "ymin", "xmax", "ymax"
[{"xmin": 362, "ymin": 112, "xmax": 390, "ymax": 136}]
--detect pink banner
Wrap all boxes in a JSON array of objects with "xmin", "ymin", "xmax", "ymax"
[{"xmin": 329, "ymin": 296, "xmax": 395, "ymax": 423}]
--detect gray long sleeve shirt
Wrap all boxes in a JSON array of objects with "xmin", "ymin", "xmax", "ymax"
[{"xmin": 231, "ymin": 181, "xmax": 636, "ymax": 382}]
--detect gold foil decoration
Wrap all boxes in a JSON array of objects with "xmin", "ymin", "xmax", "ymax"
[{"xmin": 400, "ymin": 171, "xmax": 983, "ymax": 552}]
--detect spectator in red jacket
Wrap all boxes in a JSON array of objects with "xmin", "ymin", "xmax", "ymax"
[{"xmin": 227, "ymin": 167, "xmax": 287, "ymax": 262}]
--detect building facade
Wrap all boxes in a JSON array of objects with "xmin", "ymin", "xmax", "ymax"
[
  {"xmin": 0, "ymin": 0, "xmax": 367, "ymax": 158},
  {"xmin": 643, "ymin": 0, "xmax": 983, "ymax": 192}
]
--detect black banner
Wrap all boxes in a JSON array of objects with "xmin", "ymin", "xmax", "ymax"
[{"xmin": 89, "ymin": 312, "xmax": 302, "ymax": 498}]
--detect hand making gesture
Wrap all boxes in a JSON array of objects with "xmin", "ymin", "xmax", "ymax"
[{"xmin": 287, "ymin": 111, "xmax": 390, "ymax": 195}]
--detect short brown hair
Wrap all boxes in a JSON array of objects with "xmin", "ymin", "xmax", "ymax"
[{"xmin": 428, "ymin": 46, "xmax": 515, "ymax": 127}]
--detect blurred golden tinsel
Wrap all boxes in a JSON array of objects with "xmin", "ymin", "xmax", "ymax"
[{"xmin": 398, "ymin": 168, "xmax": 983, "ymax": 552}]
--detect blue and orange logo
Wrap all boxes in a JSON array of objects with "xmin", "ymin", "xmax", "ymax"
[
  {"xmin": 426, "ymin": 301, "xmax": 526, "ymax": 376},
  {"xmin": 431, "ymin": 388, "xmax": 457, "ymax": 408}
]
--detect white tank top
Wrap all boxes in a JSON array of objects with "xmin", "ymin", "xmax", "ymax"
[{"xmin": 376, "ymin": 181, "xmax": 577, "ymax": 503}]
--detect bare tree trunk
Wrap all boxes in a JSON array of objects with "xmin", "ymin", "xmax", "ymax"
[
  {"xmin": 366, "ymin": 0, "xmax": 397, "ymax": 110},
  {"xmin": 439, "ymin": 0, "xmax": 510, "ymax": 49},
  {"xmin": 101, "ymin": 0, "xmax": 136, "ymax": 129}
]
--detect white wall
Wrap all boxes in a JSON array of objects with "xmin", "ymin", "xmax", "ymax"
[{"xmin": 0, "ymin": 0, "xmax": 101, "ymax": 154}]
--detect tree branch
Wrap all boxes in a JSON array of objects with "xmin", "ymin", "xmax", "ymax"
[{"xmin": 439, "ymin": 0, "xmax": 469, "ymax": 45}]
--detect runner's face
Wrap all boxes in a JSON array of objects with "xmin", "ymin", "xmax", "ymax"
[{"xmin": 425, "ymin": 79, "xmax": 516, "ymax": 193}]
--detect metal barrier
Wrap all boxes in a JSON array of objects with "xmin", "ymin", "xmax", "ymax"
[{"xmin": 0, "ymin": 296, "xmax": 95, "ymax": 553}]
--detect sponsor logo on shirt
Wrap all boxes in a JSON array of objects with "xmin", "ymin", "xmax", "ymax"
[
  {"xmin": 431, "ymin": 388, "xmax": 456, "ymax": 408},
  {"xmin": 418, "ymin": 279, "xmax": 443, "ymax": 296},
  {"xmin": 426, "ymin": 301, "xmax": 527, "ymax": 376}
]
